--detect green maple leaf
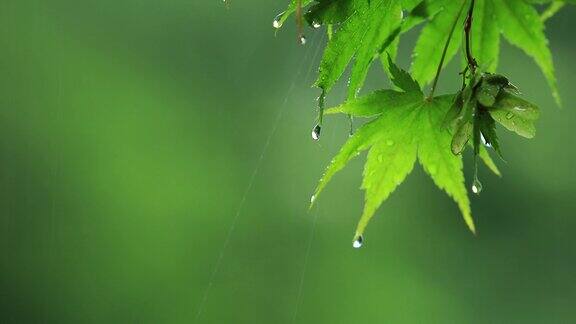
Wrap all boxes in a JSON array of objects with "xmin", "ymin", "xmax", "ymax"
[
  {"xmin": 481, "ymin": 1, "xmax": 559, "ymax": 104},
  {"xmin": 493, "ymin": 0, "xmax": 561, "ymax": 106},
  {"xmin": 469, "ymin": 0, "xmax": 500, "ymax": 72},
  {"xmin": 380, "ymin": 0, "xmax": 446, "ymax": 74},
  {"xmin": 312, "ymin": 60, "xmax": 479, "ymax": 240},
  {"xmin": 276, "ymin": 0, "xmax": 565, "ymax": 105},
  {"xmin": 314, "ymin": 0, "xmax": 404, "ymax": 99},
  {"xmin": 411, "ymin": 0, "xmax": 466, "ymax": 86},
  {"xmin": 304, "ymin": 0, "xmax": 362, "ymax": 26},
  {"xmin": 407, "ymin": 0, "xmax": 560, "ymax": 104},
  {"xmin": 277, "ymin": 0, "xmax": 412, "ymax": 99},
  {"xmin": 489, "ymin": 91, "xmax": 540, "ymax": 138}
]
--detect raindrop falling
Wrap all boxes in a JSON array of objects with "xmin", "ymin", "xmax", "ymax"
[
  {"xmin": 471, "ymin": 179, "xmax": 483, "ymax": 195},
  {"xmin": 353, "ymin": 235, "xmax": 363, "ymax": 249},
  {"xmin": 311, "ymin": 124, "xmax": 321, "ymax": 141},
  {"xmin": 299, "ymin": 35, "xmax": 307, "ymax": 45}
]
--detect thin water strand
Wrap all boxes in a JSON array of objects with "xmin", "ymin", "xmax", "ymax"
[
  {"xmin": 194, "ymin": 32, "xmax": 322, "ymax": 322},
  {"xmin": 291, "ymin": 208, "xmax": 321, "ymax": 323}
]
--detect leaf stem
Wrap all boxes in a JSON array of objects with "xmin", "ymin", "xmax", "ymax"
[
  {"xmin": 296, "ymin": 0, "xmax": 304, "ymax": 43},
  {"xmin": 464, "ymin": 0, "xmax": 477, "ymax": 73},
  {"xmin": 318, "ymin": 88, "xmax": 326, "ymax": 126},
  {"xmin": 428, "ymin": 0, "xmax": 468, "ymax": 100},
  {"xmin": 541, "ymin": 1, "xmax": 565, "ymax": 23}
]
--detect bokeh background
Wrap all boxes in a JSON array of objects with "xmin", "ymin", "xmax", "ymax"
[{"xmin": 1, "ymin": 0, "xmax": 575, "ymax": 323}]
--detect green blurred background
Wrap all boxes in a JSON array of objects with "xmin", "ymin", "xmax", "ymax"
[{"xmin": 1, "ymin": 0, "xmax": 575, "ymax": 323}]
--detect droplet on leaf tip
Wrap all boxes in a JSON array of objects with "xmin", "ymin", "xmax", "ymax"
[
  {"xmin": 311, "ymin": 124, "xmax": 321, "ymax": 141},
  {"xmin": 272, "ymin": 12, "xmax": 284, "ymax": 29},
  {"xmin": 353, "ymin": 235, "xmax": 363, "ymax": 249},
  {"xmin": 481, "ymin": 134, "xmax": 492, "ymax": 148}
]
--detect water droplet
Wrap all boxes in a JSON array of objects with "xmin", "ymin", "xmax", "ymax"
[
  {"xmin": 506, "ymin": 112, "xmax": 514, "ymax": 119},
  {"xmin": 272, "ymin": 12, "xmax": 284, "ymax": 29},
  {"xmin": 471, "ymin": 179, "xmax": 483, "ymax": 195},
  {"xmin": 481, "ymin": 134, "xmax": 492, "ymax": 147},
  {"xmin": 299, "ymin": 35, "xmax": 307, "ymax": 45},
  {"xmin": 311, "ymin": 124, "xmax": 321, "ymax": 141},
  {"xmin": 312, "ymin": 21, "xmax": 321, "ymax": 29},
  {"xmin": 310, "ymin": 195, "xmax": 316, "ymax": 204},
  {"xmin": 386, "ymin": 140, "xmax": 394, "ymax": 146},
  {"xmin": 353, "ymin": 235, "xmax": 363, "ymax": 249}
]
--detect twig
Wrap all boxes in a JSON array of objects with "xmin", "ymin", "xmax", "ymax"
[
  {"xmin": 464, "ymin": 0, "xmax": 477, "ymax": 73},
  {"xmin": 428, "ymin": 0, "xmax": 468, "ymax": 100},
  {"xmin": 296, "ymin": 0, "xmax": 304, "ymax": 43}
]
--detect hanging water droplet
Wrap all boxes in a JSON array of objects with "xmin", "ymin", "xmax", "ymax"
[
  {"xmin": 311, "ymin": 124, "xmax": 321, "ymax": 141},
  {"xmin": 272, "ymin": 12, "xmax": 284, "ymax": 29},
  {"xmin": 310, "ymin": 195, "xmax": 316, "ymax": 204},
  {"xmin": 481, "ymin": 133, "xmax": 492, "ymax": 148},
  {"xmin": 299, "ymin": 35, "xmax": 307, "ymax": 45},
  {"xmin": 353, "ymin": 235, "xmax": 363, "ymax": 249},
  {"xmin": 312, "ymin": 21, "xmax": 321, "ymax": 29},
  {"xmin": 471, "ymin": 179, "xmax": 483, "ymax": 195},
  {"xmin": 506, "ymin": 112, "xmax": 514, "ymax": 119}
]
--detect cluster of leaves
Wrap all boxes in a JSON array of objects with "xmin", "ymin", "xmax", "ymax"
[
  {"xmin": 277, "ymin": 0, "xmax": 567, "ymax": 103},
  {"xmin": 274, "ymin": 0, "xmax": 569, "ymax": 243},
  {"xmin": 447, "ymin": 73, "xmax": 540, "ymax": 158}
]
